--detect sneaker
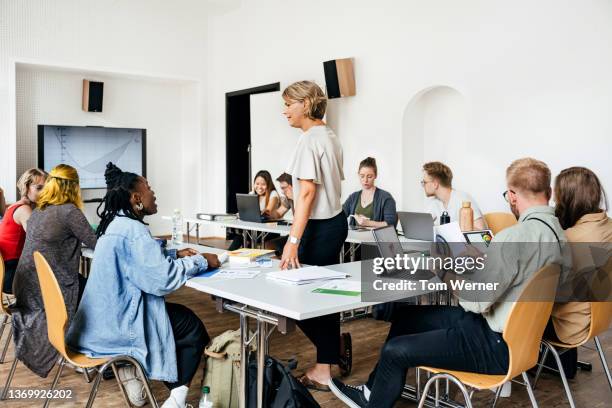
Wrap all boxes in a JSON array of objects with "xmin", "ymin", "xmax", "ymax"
[
  {"xmin": 117, "ymin": 365, "xmax": 148, "ymax": 407},
  {"xmin": 338, "ymin": 332, "xmax": 352, "ymax": 377},
  {"xmin": 329, "ymin": 378, "xmax": 368, "ymax": 408}
]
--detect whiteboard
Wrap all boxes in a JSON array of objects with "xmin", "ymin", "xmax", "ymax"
[{"xmin": 250, "ymin": 92, "xmax": 301, "ymax": 191}]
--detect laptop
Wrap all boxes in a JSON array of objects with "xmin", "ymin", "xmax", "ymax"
[
  {"xmin": 371, "ymin": 225, "xmax": 433, "ymax": 279},
  {"xmin": 236, "ymin": 193, "xmax": 284, "ymax": 223},
  {"xmin": 397, "ymin": 211, "xmax": 435, "ymax": 241}
]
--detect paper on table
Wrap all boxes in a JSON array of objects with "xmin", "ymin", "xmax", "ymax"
[
  {"xmin": 312, "ymin": 280, "xmax": 361, "ymax": 296},
  {"xmin": 266, "ymin": 266, "xmax": 349, "ymax": 285},
  {"xmin": 215, "ymin": 269, "xmax": 260, "ymax": 279}
]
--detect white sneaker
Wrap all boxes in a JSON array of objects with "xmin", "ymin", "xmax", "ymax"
[{"xmin": 117, "ymin": 365, "xmax": 148, "ymax": 407}]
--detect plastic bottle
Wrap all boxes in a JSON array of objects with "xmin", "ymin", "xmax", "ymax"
[
  {"xmin": 199, "ymin": 386, "xmax": 213, "ymax": 408},
  {"xmin": 172, "ymin": 209, "xmax": 183, "ymax": 246},
  {"xmin": 459, "ymin": 201, "xmax": 474, "ymax": 231}
]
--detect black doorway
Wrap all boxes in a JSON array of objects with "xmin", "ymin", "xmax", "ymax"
[{"xmin": 225, "ymin": 82, "xmax": 280, "ymax": 213}]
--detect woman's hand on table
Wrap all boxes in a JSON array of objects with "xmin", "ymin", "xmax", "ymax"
[
  {"xmin": 280, "ymin": 241, "xmax": 301, "ymax": 270},
  {"xmin": 177, "ymin": 248, "xmax": 199, "ymax": 258},
  {"xmin": 202, "ymin": 253, "xmax": 221, "ymax": 269}
]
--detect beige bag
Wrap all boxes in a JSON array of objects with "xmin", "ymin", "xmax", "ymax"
[{"xmin": 201, "ymin": 329, "xmax": 248, "ymax": 408}]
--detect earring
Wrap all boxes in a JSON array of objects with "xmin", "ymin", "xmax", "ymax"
[{"xmin": 135, "ymin": 202, "xmax": 144, "ymax": 211}]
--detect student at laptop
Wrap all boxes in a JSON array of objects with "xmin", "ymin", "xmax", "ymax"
[
  {"xmin": 251, "ymin": 170, "xmax": 280, "ymax": 213},
  {"xmin": 330, "ymin": 157, "xmax": 570, "ymax": 408},
  {"xmin": 342, "ymin": 157, "xmax": 397, "ymax": 228},
  {"xmin": 228, "ymin": 170, "xmax": 280, "ymax": 250},
  {"xmin": 422, "ymin": 161, "xmax": 486, "ymax": 230},
  {"xmin": 281, "ymin": 80, "xmax": 351, "ymax": 390}
]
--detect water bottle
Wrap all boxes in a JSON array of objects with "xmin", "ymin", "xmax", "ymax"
[
  {"xmin": 172, "ymin": 209, "xmax": 183, "ymax": 246},
  {"xmin": 459, "ymin": 201, "xmax": 474, "ymax": 231},
  {"xmin": 199, "ymin": 386, "xmax": 213, "ymax": 408}
]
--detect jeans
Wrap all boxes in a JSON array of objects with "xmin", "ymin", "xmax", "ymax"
[
  {"xmin": 366, "ymin": 305, "xmax": 509, "ymax": 408},
  {"xmin": 296, "ymin": 211, "xmax": 348, "ymax": 364},
  {"xmin": 164, "ymin": 302, "xmax": 210, "ymax": 389}
]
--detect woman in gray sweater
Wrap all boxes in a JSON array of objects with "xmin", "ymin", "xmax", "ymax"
[
  {"xmin": 343, "ymin": 157, "xmax": 398, "ymax": 228},
  {"xmin": 11, "ymin": 164, "xmax": 96, "ymax": 378}
]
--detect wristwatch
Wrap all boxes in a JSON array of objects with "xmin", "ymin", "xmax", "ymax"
[{"xmin": 289, "ymin": 235, "xmax": 301, "ymax": 245}]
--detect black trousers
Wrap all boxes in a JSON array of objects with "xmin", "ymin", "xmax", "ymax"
[
  {"xmin": 164, "ymin": 302, "xmax": 210, "ymax": 389},
  {"xmin": 296, "ymin": 212, "xmax": 348, "ymax": 364},
  {"xmin": 3, "ymin": 259, "xmax": 18, "ymax": 294},
  {"xmin": 366, "ymin": 305, "xmax": 509, "ymax": 408}
]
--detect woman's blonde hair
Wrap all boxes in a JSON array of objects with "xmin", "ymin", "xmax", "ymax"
[
  {"xmin": 37, "ymin": 164, "xmax": 83, "ymax": 210},
  {"xmin": 17, "ymin": 168, "xmax": 47, "ymax": 199},
  {"xmin": 282, "ymin": 81, "xmax": 327, "ymax": 120}
]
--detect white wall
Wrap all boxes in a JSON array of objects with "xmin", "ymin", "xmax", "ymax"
[
  {"xmin": 205, "ymin": 0, "xmax": 612, "ymax": 217},
  {"xmin": 15, "ymin": 66, "xmax": 198, "ymax": 234},
  {"xmin": 0, "ymin": 0, "xmax": 210, "ymax": 235}
]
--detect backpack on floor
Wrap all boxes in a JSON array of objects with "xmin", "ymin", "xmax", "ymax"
[
  {"xmin": 247, "ymin": 355, "xmax": 320, "ymax": 408},
  {"xmin": 201, "ymin": 329, "xmax": 244, "ymax": 408}
]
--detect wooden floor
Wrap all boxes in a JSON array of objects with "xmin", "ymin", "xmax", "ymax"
[{"xmin": 1, "ymin": 238, "xmax": 611, "ymax": 407}]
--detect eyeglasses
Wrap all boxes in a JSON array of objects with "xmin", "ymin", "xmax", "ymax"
[{"xmin": 503, "ymin": 190, "xmax": 516, "ymax": 202}]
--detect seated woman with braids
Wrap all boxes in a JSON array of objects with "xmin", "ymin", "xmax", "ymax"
[{"xmin": 67, "ymin": 163, "xmax": 220, "ymax": 408}]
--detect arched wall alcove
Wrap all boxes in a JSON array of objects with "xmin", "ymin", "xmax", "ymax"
[{"xmin": 401, "ymin": 85, "xmax": 468, "ymax": 211}]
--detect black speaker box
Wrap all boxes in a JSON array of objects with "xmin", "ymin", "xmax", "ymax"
[
  {"xmin": 323, "ymin": 58, "xmax": 356, "ymax": 99},
  {"xmin": 82, "ymin": 80, "xmax": 104, "ymax": 112}
]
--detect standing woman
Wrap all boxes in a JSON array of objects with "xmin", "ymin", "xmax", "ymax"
[
  {"xmin": 0, "ymin": 168, "xmax": 47, "ymax": 293},
  {"xmin": 11, "ymin": 164, "xmax": 96, "ymax": 378},
  {"xmin": 281, "ymin": 81, "xmax": 351, "ymax": 390}
]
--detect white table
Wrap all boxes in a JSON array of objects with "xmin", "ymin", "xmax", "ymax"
[
  {"xmin": 186, "ymin": 256, "xmax": 439, "ymax": 408},
  {"xmin": 82, "ymin": 243, "xmax": 442, "ymax": 408}
]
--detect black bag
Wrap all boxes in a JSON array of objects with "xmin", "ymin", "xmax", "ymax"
[{"xmin": 247, "ymin": 355, "xmax": 320, "ymax": 408}]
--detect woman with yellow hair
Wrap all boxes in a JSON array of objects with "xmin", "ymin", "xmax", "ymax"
[{"xmin": 11, "ymin": 164, "xmax": 97, "ymax": 378}]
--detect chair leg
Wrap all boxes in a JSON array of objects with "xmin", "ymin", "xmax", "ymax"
[
  {"xmin": 594, "ymin": 336, "xmax": 612, "ymax": 392},
  {"xmin": 491, "ymin": 383, "xmax": 502, "ymax": 408},
  {"xmin": 0, "ymin": 314, "xmax": 8, "ymax": 346},
  {"xmin": 129, "ymin": 357, "xmax": 159, "ymax": 408},
  {"xmin": 85, "ymin": 362, "xmax": 107, "ymax": 408},
  {"xmin": 532, "ymin": 342, "xmax": 550, "ymax": 389},
  {"xmin": 111, "ymin": 362, "xmax": 133, "ymax": 408},
  {"xmin": 0, "ymin": 357, "xmax": 18, "ymax": 400},
  {"xmin": 418, "ymin": 373, "xmax": 473, "ymax": 408},
  {"xmin": 43, "ymin": 358, "xmax": 66, "ymax": 408},
  {"xmin": 0, "ymin": 323, "xmax": 13, "ymax": 363},
  {"xmin": 521, "ymin": 371, "xmax": 539, "ymax": 408},
  {"xmin": 545, "ymin": 342, "xmax": 576, "ymax": 408}
]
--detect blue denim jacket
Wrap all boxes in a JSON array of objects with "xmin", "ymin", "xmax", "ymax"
[{"xmin": 66, "ymin": 216, "xmax": 208, "ymax": 382}]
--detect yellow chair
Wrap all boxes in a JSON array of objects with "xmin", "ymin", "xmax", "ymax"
[
  {"xmin": 20, "ymin": 251, "xmax": 159, "ymax": 408},
  {"xmin": 484, "ymin": 212, "xmax": 517, "ymax": 235},
  {"xmin": 533, "ymin": 258, "xmax": 612, "ymax": 408},
  {"xmin": 417, "ymin": 264, "xmax": 561, "ymax": 408}
]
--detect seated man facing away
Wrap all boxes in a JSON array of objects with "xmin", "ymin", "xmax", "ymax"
[
  {"xmin": 330, "ymin": 158, "xmax": 571, "ymax": 408},
  {"xmin": 422, "ymin": 161, "xmax": 486, "ymax": 230}
]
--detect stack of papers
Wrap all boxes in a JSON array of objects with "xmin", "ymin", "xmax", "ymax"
[{"xmin": 266, "ymin": 266, "xmax": 349, "ymax": 285}]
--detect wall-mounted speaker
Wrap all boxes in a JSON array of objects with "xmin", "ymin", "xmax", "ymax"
[
  {"xmin": 82, "ymin": 79, "xmax": 104, "ymax": 112},
  {"xmin": 323, "ymin": 58, "xmax": 356, "ymax": 99}
]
